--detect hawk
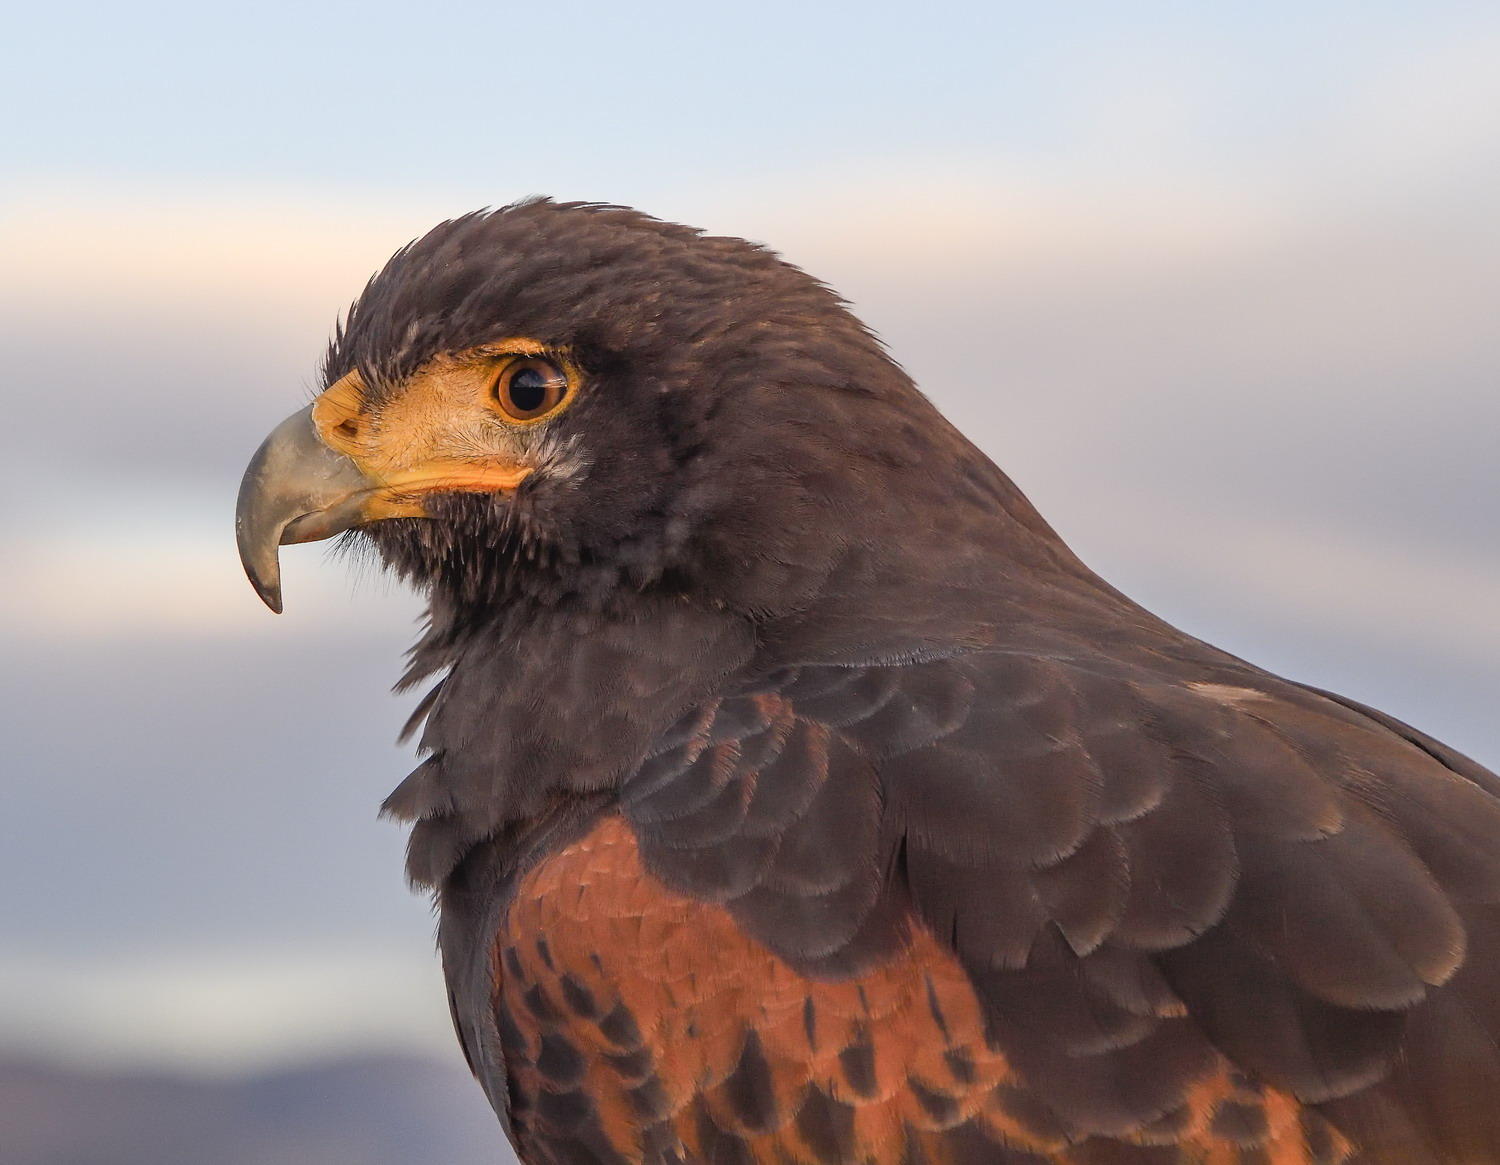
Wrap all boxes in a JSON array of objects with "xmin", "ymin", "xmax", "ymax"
[{"xmin": 236, "ymin": 200, "xmax": 1500, "ymax": 1163}]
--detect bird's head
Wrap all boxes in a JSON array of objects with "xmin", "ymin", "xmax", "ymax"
[{"xmin": 237, "ymin": 200, "xmax": 1062, "ymax": 628}]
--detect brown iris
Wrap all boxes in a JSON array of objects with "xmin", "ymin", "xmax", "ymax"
[{"xmin": 493, "ymin": 356, "xmax": 569, "ymax": 422}]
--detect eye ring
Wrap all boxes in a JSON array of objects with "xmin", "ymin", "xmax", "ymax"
[{"xmin": 492, "ymin": 356, "xmax": 570, "ymax": 423}]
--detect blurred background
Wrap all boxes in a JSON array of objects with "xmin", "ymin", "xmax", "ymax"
[{"xmin": 2, "ymin": 2, "xmax": 1497, "ymax": 1161}]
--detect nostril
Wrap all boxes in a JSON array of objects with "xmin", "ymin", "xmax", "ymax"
[{"xmin": 334, "ymin": 419, "xmax": 359, "ymax": 443}]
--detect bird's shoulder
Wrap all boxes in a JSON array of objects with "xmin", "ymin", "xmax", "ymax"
[
  {"xmin": 490, "ymin": 807, "xmax": 1357, "ymax": 1164},
  {"xmin": 465, "ymin": 637, "xmax": 1500, "ymax": 1160}
]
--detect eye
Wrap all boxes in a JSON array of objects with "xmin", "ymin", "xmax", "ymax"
[{"xmin": 492, "ymin": 356, "xmax": 569, "ymax": 422}]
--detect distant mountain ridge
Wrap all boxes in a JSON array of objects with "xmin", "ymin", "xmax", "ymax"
[{"xmin": 0, "ymin": 1051, "xmax": 514, "ymax": 1165}]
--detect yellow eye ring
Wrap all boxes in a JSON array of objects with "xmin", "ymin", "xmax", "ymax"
[{"xmin": 492, "ymin": 355, "xmax": 570, "ymax": 423}]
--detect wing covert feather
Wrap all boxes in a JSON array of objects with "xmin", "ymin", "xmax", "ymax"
[{"xmin": 484, "ymin": 645, "xmax": 1500, "ymax": 1161}]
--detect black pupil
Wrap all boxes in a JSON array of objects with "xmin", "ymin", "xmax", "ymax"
[{"xmin": 508, "ymin": 365, "xmax": 553, "ymax": 414}]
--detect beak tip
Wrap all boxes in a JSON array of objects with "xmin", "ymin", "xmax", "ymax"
[{"xmin": 244, "ymin": 565, "xmax": 285, "ymax": 614}]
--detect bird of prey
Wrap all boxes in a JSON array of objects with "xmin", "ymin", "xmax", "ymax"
[{"xmin": 237, "ymin": 200, "xmax": 1500, "ymax": 1164}]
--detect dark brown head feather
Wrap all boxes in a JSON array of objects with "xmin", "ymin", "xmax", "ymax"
[{"xmin": 338, "ymin": 198, "xmax": 1085, "ymax": 629}]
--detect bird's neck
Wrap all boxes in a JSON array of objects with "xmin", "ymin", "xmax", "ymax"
[
  {"xmin": 389, "ymin": 424, "xmax": 1137, "ymax": 888},
  {"xmin": 385, "ymin": 589, "xmax": 755, "ymax": 887}
]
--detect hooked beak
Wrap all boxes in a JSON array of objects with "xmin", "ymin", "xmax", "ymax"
[
  {"xmin": 236, "ymin": 401, "xmax": 534, "ymax": 613},
  {"xmin": 235, "ymin": 405, "xmax": 392, "ymax": 613}
]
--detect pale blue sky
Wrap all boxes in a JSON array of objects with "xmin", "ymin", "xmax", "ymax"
[
  {"xmin": 2, "ymin": 1, "xmax": 1497, "ymax": 1074},
  {"xmin": 8, "ymin": 2, "xmax": 1495, "ymax": 196}
]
